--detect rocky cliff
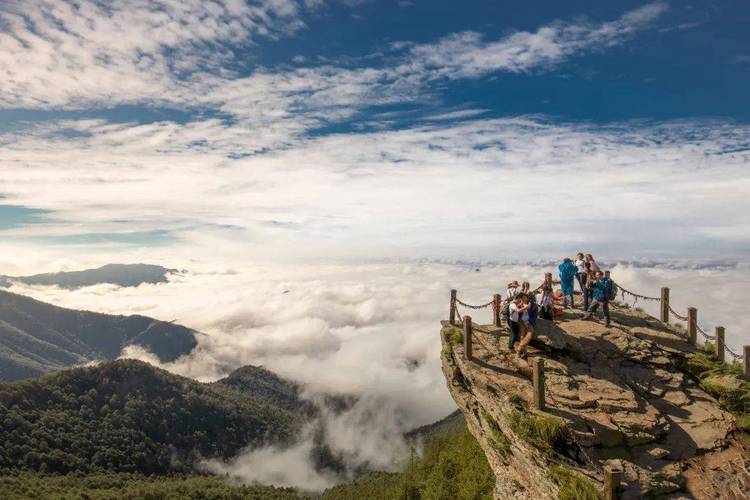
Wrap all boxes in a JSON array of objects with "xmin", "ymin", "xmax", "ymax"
[{"xmin": 440, "ymin": 303, "xmax": 749, "ymax": 499}]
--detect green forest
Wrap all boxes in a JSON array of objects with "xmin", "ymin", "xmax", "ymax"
[
  {"xmin": 0, "ymin": 420, "xmax": 493, "ymax": 499},
  {"xmin": 0, "ymin": 360, "xmax": 303, "ymax": 474}
]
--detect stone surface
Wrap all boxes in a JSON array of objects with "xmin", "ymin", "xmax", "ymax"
[{"xmin": 440, "ymin": 299, "xmax": 745, "ymax": 499}]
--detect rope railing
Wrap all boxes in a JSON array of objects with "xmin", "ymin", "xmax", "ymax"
[
  {"xmin": 696, "ymin": 324, "xmax": 716, "ymax": 341},
  {"xmin": 668, "ymin": 303, "xmax": 689, "ymax": 321},
  {"xmin": 455, "ymin": 297, "xmax": 495, "ymax": 310},
  {"xmin": 449, "ymin": 272, "xmax": 748, "ymax": 370},
  {"xmin": 614, "ymin": 282, "xmax": 660, "ymax": 302}
]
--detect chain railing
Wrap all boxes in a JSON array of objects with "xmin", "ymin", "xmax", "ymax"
[
  {"xmin": 667, "ymin": 303, "xmax": 689, "ymax": 321},
  {"xmin": 449, "ymin": 272, "xmax": 747, "ymax": 370}
]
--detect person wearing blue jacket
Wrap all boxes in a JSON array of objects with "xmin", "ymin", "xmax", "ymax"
[
  {"xmin": 583, "ymin": 271, "xmax": 611, "ymax": 326},
  {"xmin": 558, "ymin": 258, "xmax": 578, "ymax": 308}
]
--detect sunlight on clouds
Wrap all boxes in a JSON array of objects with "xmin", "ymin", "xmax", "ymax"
[
  {"xmin": 4, "ymin": 259, "xmax": 749, "ymax": 488},
  {"xmin": 1, "ymin": 117, "xmax": 748, "ymax": 258}
]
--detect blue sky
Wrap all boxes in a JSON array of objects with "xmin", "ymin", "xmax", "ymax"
[{"xmin": 0, "ymin": 0, "xmax": 749, "ymax": 265}]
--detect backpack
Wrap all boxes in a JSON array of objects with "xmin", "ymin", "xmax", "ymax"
[{"xmin": 607, "ymin": 279, "xmax": 618, "ymax": 301}]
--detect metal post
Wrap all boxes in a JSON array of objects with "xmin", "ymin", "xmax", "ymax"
[
  {"xmin": 464, "ymin": 316, "xmax": 473, "ymax": 361},
  {"xmin": 449, "ymin": 289, "xmax": 457, "ymax": 325},
  {"xmin": 493, "ymin": 294, "xmax": 502, "ymax": 327},
  {"xmin": 715, "ymin": 327, "xmax": 725, "ymax": 363},
  {"xmin": 604, "ymin": 466, "xmax": 623, "ymax": 500},
  {"xmin": 744, "ymin": 346, "xmax": 750, "ymax": 375},
  {"xmin": 687, "ymin": 307, "xmax": 697, "ymax": 345},
  {"xmin": 660, "ymin": 287, "xmax": 670, "ymax": 323},
  {"xmin": 533, "ymin": 358, "xmax": 545, "ymax": 411}
]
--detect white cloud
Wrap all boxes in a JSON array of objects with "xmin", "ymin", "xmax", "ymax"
[
  {"xmin": 5, "ymin": 259, "xmax": 750, "ymax": 489},
  {"xmin": 403, "ymin": 2, "xmax": 667, "ymax": 79},
  {"xmin": 1, "ymin": 117, "xmax": 748, "ymax": 259}
]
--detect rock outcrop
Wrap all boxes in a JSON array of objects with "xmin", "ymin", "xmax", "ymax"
[{"xmin": 441, "ymin": 303, "xmax": 749, "ymax": 499}]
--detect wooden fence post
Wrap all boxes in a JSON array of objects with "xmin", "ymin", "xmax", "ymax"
[
  {"xmin": 744, "ymin": 346, "xmax": 750, "ymax": 375},
  {"xmin": 687, "ymin": 307, "xmax": 697, "ymax": 346},
  {"xmin": 715, "ymin": 327, "xmax": 725, "ymax": 363},
  {"xmin": 449, "ymin": 289, "xmax": 457, "ymax": 325},
  {"xmin": 660, "ymin": 287, "xmax": 670, "ymax": 323},
  {"xmin": 493, "ymin": 294, "xmax": 502, "ymax": 327},
  {"xmin": 604, "ymin": 466, "xmax": 623, "ymax": 500},
  {"xmin": 533, "ymin": 358, "xmax": 545, "ymax": 411},
  {"xmin": 464, "ymin": 316, "xmax": 473, "ymax": 361}
]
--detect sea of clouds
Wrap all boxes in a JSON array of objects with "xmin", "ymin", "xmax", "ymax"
[{"xmin": 4, "ymin": 258, "xmax": 749, "ymax": 490}]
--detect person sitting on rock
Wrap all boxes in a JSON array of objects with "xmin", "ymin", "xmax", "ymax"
[
  {"xmin": 517, "ymin": 293, "xmax": 537, "ymax": 358},
  {"xmin": 537, "ymin": 287, "xmax": 554, "ymax": 321},
  {"xmin": 558, "ymin": 258, "xmax": 578, "ymax": 308},
  {"xmin": 582, "ymin": 271, "xmax": 611, "ymax": 327}
]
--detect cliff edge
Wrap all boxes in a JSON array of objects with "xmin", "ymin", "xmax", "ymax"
[{"xmin": 440, "ymin": 303, "xmax": 749, "ymax": 499}]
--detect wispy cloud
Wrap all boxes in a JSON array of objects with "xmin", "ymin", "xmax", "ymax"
[{"xmin": 405, "ymin": 2, "xmax": 667, "ymax": 79}]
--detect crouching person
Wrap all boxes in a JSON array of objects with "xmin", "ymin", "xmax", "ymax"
[
  {"xmin": 582, "ymin": 271, "xmax": 611, "ymax": 327},
  {"xmin": 517, "ymin": 294, "xmax": 538, "ymax": 358}
]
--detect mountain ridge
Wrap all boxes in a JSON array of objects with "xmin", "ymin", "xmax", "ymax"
[
  {"xmin": 0, "ymin": 263, "xmax": 178, "ymax": 289},
  {"xmin": 0, "ymin": 289, "xmax": 198, "ymax": 382}
]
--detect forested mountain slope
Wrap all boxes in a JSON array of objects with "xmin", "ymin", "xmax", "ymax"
[
  {"xmin": 0, "ymin": 290, "xmax": 197, "ymax": 381},
  {"xmin": 0, "ymin": 360, "xmax": 305, "ymax": 475}
]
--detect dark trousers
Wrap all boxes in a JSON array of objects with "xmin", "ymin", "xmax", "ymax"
[
  {"xmin": 588, "ymin": 300, "xmax": 610, "ymax": 324},
  {"xmin": 540, "ymin": 307, "xmax": 553, "ymax": 320},
  {"xmin": 509, "ymin": 320, "xmax": 520, "ymax": 349},
  {"xmin": 583, "ymin": 289, "xmax": 591, "ymax": 311},
  {"xmin": 576, "ymin": 273, "xmax": 587, "ymax": 293}
]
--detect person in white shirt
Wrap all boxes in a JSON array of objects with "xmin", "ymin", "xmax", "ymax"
[
  {"xmin": 538, "ymin": 287, "xmax": 554, "ymax": 320},
  {"xmin": 507, "ymin": 296, "xmax": 526, "ymax": 351}
]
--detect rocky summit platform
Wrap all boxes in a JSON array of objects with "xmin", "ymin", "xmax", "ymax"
[{"xmin": 441, "ymin": 301, "xmax": 749, "ymax": 499}]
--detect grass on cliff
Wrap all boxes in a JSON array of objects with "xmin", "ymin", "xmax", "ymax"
[
  {"xmin": 444, "ymin": 326, "xmax": 464, "ymax": 347},
  {"xmin": 683, "ymin": 352, "xmax": 750, "ymax": 432},
  {"xmin": 507, "ymin": 410, "xmax": 567, "ymax": 456},
  {"xmin": 481, "ymin": 409, "xmax": 511, "ymax": 456},
  {"xmin": 549, "ymin": 465, "xmax": 600, "ymax": 500}
]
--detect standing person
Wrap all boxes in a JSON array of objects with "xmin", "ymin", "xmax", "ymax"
[
  {"xmin": 558, "ymin": 258, "xmax": 578, "ymax": 308},
  {"xmin": 502, "ymin": 281, "xmax": 520, "ymax": 325},
  {"xmin": 507, "ymin": 295, "xmax": 526, "ymax": 351},
  {"xmin": 517, "ymin": 294, "xmax": 537, "ymax": 358},
  {"xmin": 586, "ymin": 254, "xmax": 601, "ymax": 273},
  {"xmin": 582, "ymin": 271, "xmax": 611, "ymax": 327},
  {"xmin": 575, "ymin": 252, "xmax": 587, "ymax": 294},
  {"xmin": 521, "ymin": 282, "xmax": 536, "ymax": 304},
  {"xmin": 582, "ymin": 262, "xmax": 593, "ymax": 311},
  {"xmin": 538, "ymin": 287, "xmax": 554, "ymax": 321}
]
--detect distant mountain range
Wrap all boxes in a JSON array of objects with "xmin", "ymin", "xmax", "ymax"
[
  {"xmin": 0, "ymin": 290, "xmax": 198, "ymax": 382},
  {"xmin": 0, "ymin": 359, "xmax": 305, "ymax": 475},
  {"xmin": 0, "ymin": 263, "xmax": 178, "ymax": 289}
]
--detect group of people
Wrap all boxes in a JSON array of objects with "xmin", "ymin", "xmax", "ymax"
[
  {"xmin": 500, "ymin": 252, "xmax": 613, "ymax": 358},
  {"xmin": 559, "ymin": 252, "xmax": 613, "ymax": 326}
]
